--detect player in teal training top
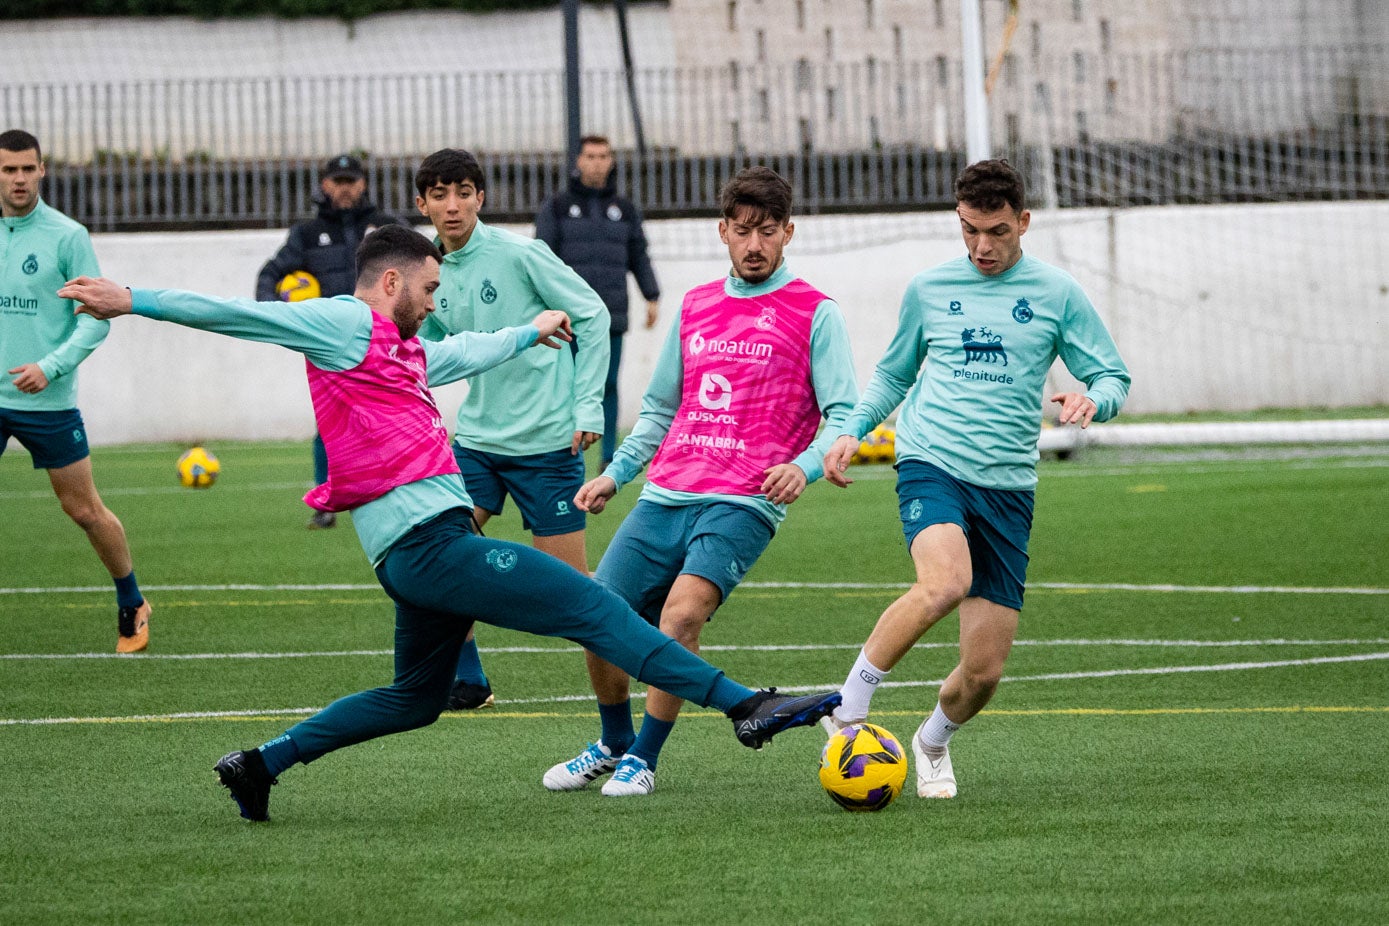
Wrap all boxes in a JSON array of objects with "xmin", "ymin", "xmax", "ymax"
[
  {"xmin": 414, "ymin": 148, "xmax": 611, "ymax": 712},
  {"xmin": 821, "ymin": 159, "xmax": 1131, "ymax": 800},
  {"xmin": 59, "ymin": 225, "xmax": 841, "ymax": 823},
  {"xmin": 542, "ymin": 167, "xmax": 861, "ymax": 798},
  {"xmin": 0, "ymin": 129, "xmax": 151, "ymax": 653}
]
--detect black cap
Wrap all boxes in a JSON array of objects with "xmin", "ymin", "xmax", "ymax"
[{"xmin": 321, "ymin": 154, "xmax": 365, "ymax": 181}]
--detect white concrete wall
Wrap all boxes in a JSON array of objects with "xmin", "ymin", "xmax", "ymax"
[
  {"xmin": 3, "ymin": 7, "xmax": 676, "ymax": 158},
  {"xmin": 66, "ymin": 200, "xmax": 1389, "ymax": 447},
  {"xmin": 5, "ymin": 8, "xmax": 676, "ymax": 82}
]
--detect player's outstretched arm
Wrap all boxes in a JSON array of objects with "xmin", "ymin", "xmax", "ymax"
[
  {"xmin": 63, "ymin": 277, "xmax": 366, "ymax": 369},
  {"xmin": 574, "ymin": 475, "xmax": 618, "ymax": 514},
  {"xmin": 427, "ymin": 311, "xmax": 571, "ymax": 388},
  {"xmin": 60, "ymin": 276, "xmax": 133, "ymax": 319},
  {"xmin": 823, "ymin": 434, "xmax": 860, "ymax": 488}
]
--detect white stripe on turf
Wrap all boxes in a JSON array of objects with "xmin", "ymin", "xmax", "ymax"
[
  {"xmin": 5, "ymin": 637, "xmax": 1389, "ymax": 661},
  {"xmin": 3, "ymin": 652, "xmax": 1387, "ymax": 726}
]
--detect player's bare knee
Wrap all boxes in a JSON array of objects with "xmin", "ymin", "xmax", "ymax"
[
  {"xmin": 658, "ymin": 611, "xmax": 705, "ymax": 647},
  {"xmin": 63, "ymin": 500, "xmax": 107, "ymax": 531},
  {"xmin": 904, "ymin": 582, "xmax": 967, "ymax": 624}
]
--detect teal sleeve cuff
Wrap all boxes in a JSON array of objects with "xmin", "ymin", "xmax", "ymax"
[
  {"xmin": 602, "ymin": 457, "xmax": 639, "ymax": 492},
  {"xmin": 843, "ymin": 416, "xmax": 874, "ymax": 441},
  {"xmin": 129, "ymin": 289, "xmax": 161, "ymax": 317},
  {"xmin": 521, "ymin": 324, "xmax": 540, "ymax": 348}
]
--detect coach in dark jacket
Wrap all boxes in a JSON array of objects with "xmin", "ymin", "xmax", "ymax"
[
  {"xmin": 255, "ymin": 154, "xmax": 407, "ymax": 529},
  {"xmin": 536, "ymin": 135, "xmax": 660, "ymax": 468},
  {"xmin": 255, "ymin": 154, "xmax": 407, "ymax": 301}
]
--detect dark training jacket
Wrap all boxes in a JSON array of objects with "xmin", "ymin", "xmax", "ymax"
[
  {"xmin": 535, "ymin": 173, "xmax": 660, "ymax": 336},
  {"xmin": 255, "ymin": 195, "xmax": 408, "ymax": 300}
]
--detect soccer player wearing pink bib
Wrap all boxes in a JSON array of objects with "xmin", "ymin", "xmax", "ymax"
[
  {"xmin": 544, "ymin": 167, "xmax": 860, "ymax": 798},
  {"xmin": 59, "ymin": 225, "xmax": 842, "ymax": 824}
]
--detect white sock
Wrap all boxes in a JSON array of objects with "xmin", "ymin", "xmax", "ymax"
[
  {"xmin": 916, "ymin": 702, "xmax": 961, "ymax": 755},
  {"xmin": 834, "ymin": 649, "xmax": 889, "ymax": 723}
]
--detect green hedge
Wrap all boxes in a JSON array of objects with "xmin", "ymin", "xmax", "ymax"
[{"xmin": 3, "ymin": 0, "xmax": 564, "ymax": 20}]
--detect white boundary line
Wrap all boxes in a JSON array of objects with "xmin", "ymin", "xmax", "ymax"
[
  {"xmin": 6, "ymin": 637, "xmax": 1389, "ymax": 662},
  {"xmin": 5, "ymin": 651, "xmax": 1387, "ymax": 726},
  {"xmin": 3, "ymin": 580, "xmax": 1386, "ymax": 595}
]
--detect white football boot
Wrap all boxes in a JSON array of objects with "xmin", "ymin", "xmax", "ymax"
[
  {"xmin": 912, "ymin": 734, "xmax": 958, "ymax": 798},
  {"xmin": 542, "ymin": 742, "xmax": 620, "ymax": 791},
  {"xmin": 601, "ymin": 755, "xmax": 655, "ymax": 797}
]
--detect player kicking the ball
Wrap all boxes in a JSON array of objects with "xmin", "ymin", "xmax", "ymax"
[
  {"xmin": 820, "ymin": 160, "xmax": 1129, "ymax": 799},
  {"xmin": 60, "ymin": 225, "xmax": 840, "ymax": 823}
]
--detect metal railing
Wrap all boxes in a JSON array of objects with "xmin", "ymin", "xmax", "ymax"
[{"xmin": 2, "ymin": 46, "xmax": 1384, "ymax": 230}]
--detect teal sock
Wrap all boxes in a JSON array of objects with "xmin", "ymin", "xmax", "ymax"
[
  {"xmin": 257, "ymin": 733, "xmax": 301, "ymax": 777},
  {"xmin": 114, "ymin": 571, "xmax": 143, "ymax": 610},
  {"xmin": 454, "ymin": 638, "xmax": 489, "ymax": 686},
  {"xmin": 627, "ymin": 713, "xmax": 676, "ymax": 770},
  {"xmin": 597, "ymin": 700, "xmax": 635, "ymax": 755},
  {"xmin": 709, "ymin": 677, "xmax": 757, "ymax": 714},
  {"xmin": 312, "ymin": 433, "xmax": 329, "ymax": 485}
]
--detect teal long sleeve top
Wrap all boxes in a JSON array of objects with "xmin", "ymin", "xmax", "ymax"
[
  {"xmin": 844, "ymin": 253, "xmax": 1130, "ymax": 490},
  {"xmin": 131, "ymin": 288, "xmax": 538, "ymax": 563}
]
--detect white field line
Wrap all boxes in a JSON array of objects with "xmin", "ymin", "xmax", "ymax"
[
  {"xmin": 3, "ymin": 580, "xmax": 1386, "ymax": 596},
  {"xmin": 6, "ymin": 637, "xmax": 1389, "ymax": 662},
  {"xmin": 2, "ymin": 451, "xmax": 1384, "ymax": 499},
  {"xmin": 5, "ymin": 650, "xmax": 1387, "ymax": 726}
]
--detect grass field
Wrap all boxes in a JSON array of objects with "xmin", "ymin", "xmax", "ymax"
[{"xmin": 2, "ymin": 440, "xmax": 1387, "ymax": 925}]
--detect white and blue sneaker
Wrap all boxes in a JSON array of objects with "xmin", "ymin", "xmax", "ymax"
[
  {"xmin": 601, "ymin": 755, "xmax": 655, "ymax": 797},
  {"xmin": 542, "ymin": 742, "xmax": 620, "ymax": 792}
]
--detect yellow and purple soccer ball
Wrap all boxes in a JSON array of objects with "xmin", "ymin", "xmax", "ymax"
[
  {"xmin": 176, "ymin": 446, "xmax": 221, "ymax": 489},
  {"xmin": 276, "ymin": 271, "xmax": 321, "ymax": 302},
  {"xmin": 852, "ymin": 425, "xmax": 897, "ymax": 465},
  {"xmin": 819, "ymin": 722, "xmax": 908, "ymax": 812}
]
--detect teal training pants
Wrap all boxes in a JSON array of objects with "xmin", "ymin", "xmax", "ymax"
[{"xmin": 285, "ymin": 508, "xmax": 749, "ymax": 763}]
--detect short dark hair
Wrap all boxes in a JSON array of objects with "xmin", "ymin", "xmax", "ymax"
[
  {"xmin": 355, "ymin": 225, "xmax": 442, "ymax": 286},
  {"xmin": 954, "ymin": 159, "xmax": 1026, "ymax": 213},
  {"xmin": 414, "ymin": 148, "xmax": 486, "ymax": 197},
  {"xmin": 579, "ymin": 135, "xmax": 611, "ymax": 150},
  {"xmin": 718, "ymin": 166, "xmax": 793, "ymax": 225},
  {"xmin": 0, "ymin": 129, "xmax": 41, "ymax": 161}
]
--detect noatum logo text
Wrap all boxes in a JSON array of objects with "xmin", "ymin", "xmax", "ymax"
[{"xmin": 688, "ymin": 331, "xmax": 772, "ymax": 360}]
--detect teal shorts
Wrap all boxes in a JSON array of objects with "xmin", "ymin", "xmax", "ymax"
[
  {"xmin": 452, "ymin": 444, "xmax": 586, "ymax": 537},
  {"xmin": 593, "ymin": 499, "xmax": 775, "ymax": 624},
  {"xmin": 0, "ymin": 407, "xmax": 90, "ymax": 469},
  {"xmin": 896, "ymin": 460, "xmax": 1034, "ymax": 611}
]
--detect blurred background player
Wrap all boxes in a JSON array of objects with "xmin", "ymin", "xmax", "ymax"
[
  {"xmin": 0, "ymin": 128, "xmax": 151, "ymax": 653},
  {"xmin": 414, "ymin": 148, "xmax": 610, "ymax": 711},
  {"xmin": 255, "ymin": 152, "xmax": 408, "ymax": 529},
  {"xmin": 821, "ymin": 159, "xmax": 1131, "ymax": 799},
  {"xmin": 535, "ymin": 134, "xmax": 660, "ymax": 470},
  {"xmin": 58, "ymin": 225, "xmax": 841, "ymax": 823},
  {"xmin": 546, "ymin": 166, "xmax": 859, "ymax": 797}
]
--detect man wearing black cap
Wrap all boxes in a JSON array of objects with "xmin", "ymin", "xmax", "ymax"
[{"xmin": 256, "ymin": 153, "xmax": 408, "ymax": 528}]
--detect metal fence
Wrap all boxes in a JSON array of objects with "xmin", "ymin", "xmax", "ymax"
[{"xmin": 3, "ymin": 45, "xmax": 1385, "ymax": 230}]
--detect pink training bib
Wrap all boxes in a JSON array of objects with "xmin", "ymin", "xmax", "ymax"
[
  {"xmin": 648, "ymin": 277, "xmax": 825, "ymax": 496},
  {"xmin": 303, "ymin": 312, "xmax": 459, "ymax": 512}
]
